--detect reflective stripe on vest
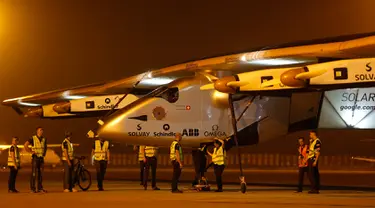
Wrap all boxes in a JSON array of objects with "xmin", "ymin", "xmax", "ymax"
[
  {"xmin": 32, "ymin": 135, "xmax": 45, "ymax": 157},
  {"xmin": 212, "ymin": 146, "xmax": 226, "ymax": 165},
  {"xmin": 308, "ymin": 138, "xmax": 321, "ymax": 159},
  {"xmin": 138, "ymin": 146, "xmax": 145, "ymax": 161},
  {"xmin": 298, "ymin": 145, "xmax": 308, "ymax": 167},
  {"xmin": 61, "ymin": 138, "xmax": 74, "ymax": 161},
  {"xmin": 170, "ymin": 141, "xmax": 183, "ymax": 161},
  {"xmin": 94, "ymin": 140, "xmax": 109, "ymax": 161},
  {"xmin": 145, "ymin": 146, "xmax": 158, "ymax": 157},
  {"xmin": 8, "ymin": 145, "xmax": 20, "ymax": 167}
]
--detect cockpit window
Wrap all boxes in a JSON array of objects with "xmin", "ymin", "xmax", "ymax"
[
  {"xmin": 157, "ymin": 87, "xmax": 179, "ymax": 103},
  {"xmin": 145, "ymin": 86, "xmax": 179, "ymax": 103}
]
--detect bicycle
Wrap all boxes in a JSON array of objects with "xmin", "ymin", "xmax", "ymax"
[{"xmin": 72, "ymin": 156, "xmax": 92, "ymax": 191}]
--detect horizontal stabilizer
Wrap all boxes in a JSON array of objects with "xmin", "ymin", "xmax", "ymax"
[
  {"xmin": 352, "ymin": 157, "xmax": 375, "ymax": 163},
  {"xmin": 295, "ymin": 69, "xmax": 327, "ymax": 80},
  {"xmin": 200, "ymin": 83, "xmax": 215, "ymax": 90},
  {"xmin": 227, "ymin": 81, "xmax": 250, "ymax": 87}
]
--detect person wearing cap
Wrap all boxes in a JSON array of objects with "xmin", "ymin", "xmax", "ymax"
[
  {"xmin": 91, "ymin": 135, "xmax": 110, "ymax": 191},
  {"xmin": 61, "ymin": 131, "xmax": 77, "ymax": 193},
  {"xmin": 8, "ymin": 137, "xmax": 20, "ymax": 193},
  {"xmin": 207, "ymin": 138, "xmax": 226, "ymax": 192}
]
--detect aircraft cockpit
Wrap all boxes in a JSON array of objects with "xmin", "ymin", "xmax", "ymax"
[{"xmin": 150, "ymin": 86, "xmax": 179, "ymax": 103}]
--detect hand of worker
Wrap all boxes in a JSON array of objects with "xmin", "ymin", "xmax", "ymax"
[{"xmin": 313, "ymin": 161, "xmax": 317, "ymax": 167}]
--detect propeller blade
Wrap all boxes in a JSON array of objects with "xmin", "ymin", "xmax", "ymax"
[
  {"xmin": 227, "ymin": 81, "xmax": 250, "ymax": 87},
  {"xmin": 198, "ymin": 72, "xmax": 219, "ymax": 82},
  {"xmin": 260, "ymin": 79, "xmax": 281, "ymax": 88},
  {"xmin": 200, "ymin": 83, "xmax": 215, "ymax": 90},
  {"xmin": 295, "ymin": 69, "xmax": 327, "ymax": 80}
]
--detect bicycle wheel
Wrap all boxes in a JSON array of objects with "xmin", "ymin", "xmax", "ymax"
[{"xmin": 78, "ymin": 168, "xmax": 91, "ymax": 191}]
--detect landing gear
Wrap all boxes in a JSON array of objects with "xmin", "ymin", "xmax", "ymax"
[{"xmin": 228, "ymin": 94, "xmax": 247, "ymax": 193}]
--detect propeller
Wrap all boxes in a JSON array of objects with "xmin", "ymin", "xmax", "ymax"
[
  {"xmin": 199, "ymin": 72, "xmax": 249, "ymax": 93},
  {"xmin": 260, "ymin": 67, "xmax": 327, "ymax": 89}
]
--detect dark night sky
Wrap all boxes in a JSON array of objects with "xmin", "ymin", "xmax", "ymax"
[{"xmin": 1, "ymin": 0, "xmax": 375, "ymax": 153}]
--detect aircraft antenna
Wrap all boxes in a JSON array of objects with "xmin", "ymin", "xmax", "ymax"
[{"xmin": 228, "ymin": 94, "xmax": 247, "ymax": 193}]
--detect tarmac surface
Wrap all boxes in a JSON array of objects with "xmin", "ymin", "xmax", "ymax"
[{"xmin": 1, "ymin": 180, "xmax": 375, "ymax": 208}]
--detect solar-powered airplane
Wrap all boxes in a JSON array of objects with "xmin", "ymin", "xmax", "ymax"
[{"xmin": 3, "ymin": 32, "xmax": 375, "ymax": 193}]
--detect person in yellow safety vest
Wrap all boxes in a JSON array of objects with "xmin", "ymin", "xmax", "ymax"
[
  {"xmin": 8, "ymin": 137, "xmax": 20, "ymax": 193},
  {"xmin": 91, "ymin": 135, "xmax": 110, "ymax": 191},
  {"xmin": 207, "ymin": 138, "xmax": 226, "ymax": 192},
  {"xmin": 295, "ymin": 137, "xmax": 308, "ymax": 193},
  {"xmin": 24, "ymin": 126, "xmax": 48, "ymax": 193},
  {"xmin": 143, "ymin": 145, "xmax": 160, "ymax": 190},
  {"xmin": 170, "ymin": 132, "xmax": 183, "ymax": 193},
  {"xmin": 134, "ymin": 145, "xmax": 146, "ymax": 185},
  {"xmin": 307, "ymin": 130, "xmax": 321, "ymax": 194},
  {"xmin": 61, "ymin": 131, "xmax": 78, "ymax": 193}
]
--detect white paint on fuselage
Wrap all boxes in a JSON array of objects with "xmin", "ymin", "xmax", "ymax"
[{"xmin": 98, "ymin": 75, "xmax": 291, "ymax": 148}]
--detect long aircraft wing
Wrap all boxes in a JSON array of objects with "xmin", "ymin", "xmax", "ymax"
[{"xmin": 3, "ymin": 31, "xmax": 375, "ymax": 113}]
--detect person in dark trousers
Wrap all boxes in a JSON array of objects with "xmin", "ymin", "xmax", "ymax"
[
  {"xmin": 207, "ymin": 138, "xmax": 226, "ymax": 192},
  {"xmin": 170, "ymin": 132, "xmax": 183, "ymax": 193},
  {"xmin": 134, "ymin": 145, "xmax": 146, "ymax": 185},
  {"xmin": 24, "ymin": 126, "xmax": 47, "ymax": 193},
  {"xmin": 307, "ymin": 130, "xmax": 321, "ymax": 194},
  {"xmin": 91, "ymin": 135, "xmax": 110, "ymax": 191},
  {"xmin": 61, "ymin": 131, "xmax": 77, "ymax": 192},
  {"xmin": 295, "ymin": 137, "xmax": 308, "ymax": 193},
  {"xmin": 8, "ymin": 137, "xmax": 20, "ymax": 193},
  {"xmin": 192, "ymin": 144, "xmax": 207, "ymax": 187},
  {"xmin": 143, "ymin": 146, "xmax": 160, "ymax": 190}
]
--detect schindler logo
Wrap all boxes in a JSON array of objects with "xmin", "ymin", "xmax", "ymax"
[
  {"xmin": 354, "ymin": 62, "xmax": 374, "ymax": 81},
  {"xmin": 333, "ymin": 67, "xmax": 348, "ymax": 80}
]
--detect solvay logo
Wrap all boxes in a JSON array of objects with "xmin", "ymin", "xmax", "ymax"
[
  {"xmin": 366, "ymin": 62, "xmax": 372, "ymax": 72},
  {"xmin": 137, "ymin": 124, "xmax": 142, "ymax": 131}
]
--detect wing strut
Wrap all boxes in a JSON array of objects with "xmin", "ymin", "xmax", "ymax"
[
  {"xmin": 97, "ymin": 72, "xmax": 150, "ymax": 125},
  {"xmin": 236, "ymin": 96, "xmax": 256, "ymax": 122},
  {"xmin": 228, "ymin": 94, "xmax": 247, "ymax": 193}
]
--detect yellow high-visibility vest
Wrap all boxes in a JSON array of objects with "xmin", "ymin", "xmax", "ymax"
[
  {"xmin": 212, "ymin": 146, "xmax": 226, "ymax": 165},
  {"xmin": 94, "ymin": 140, "xmax": 109, "ymax": 161},
  {"xmin": 138, "ymin": 146, "xmax": 145, "ymax": 161},
  {"xmin": 7, "ymin": 145, "xmax": 20, "ymax": 167},
  {"xmin": 61, "ymin": 138, "xmax": 74, "ymax": 161},
  {"xmin": 32, "ymin": 135, "xmax": 45, "ymax": 157},
  {"xmin": 308, "ymin": 138, "xmax": 321, "ymax": 159},
  {"xmin": 145, "ymin": 146, "xmax": 158, "ymax": 157},
  {"xmin": 170, "ymin": 141, "xmax": 183, "ymax": 161}
]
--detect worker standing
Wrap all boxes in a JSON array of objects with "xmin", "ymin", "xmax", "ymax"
[
  {"xmin": 143, "ymin": 146, "xmax": 160, "ymax": 190},
  {"xmin": 307, "ymin": 130, "xmax": 321, "ymax": 194},
  {"xmin": 8, "ymin": 137, "xmax": 20, "ymax": 193},
  {"xmin": 192, "ymin": 144, "xmax": 207, "ymax": 187},
  {"xmin": 91, "ymin": 135, "xmax": 110, "ymax": 191},
  {"xmin": 170, "ymin": 132, "xmax": 183, "ymax": 193},
  {"xmin": 61, "ymin": 131, "xmax": 77, "ymax": 192},
  {"xmin": 295, "ymin": 137, "xmax": 308, "ymax": 193},
  {"xmin": 134, "ymin": 145, "xmax": 146, "ymax": 185},
  {"xmin": 24, "ymin": 126, "xmax": 47, "ymax": 193},
  {"xmin": 207, "ymin": 138, "xmax": 226, "ymax": 192}
]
